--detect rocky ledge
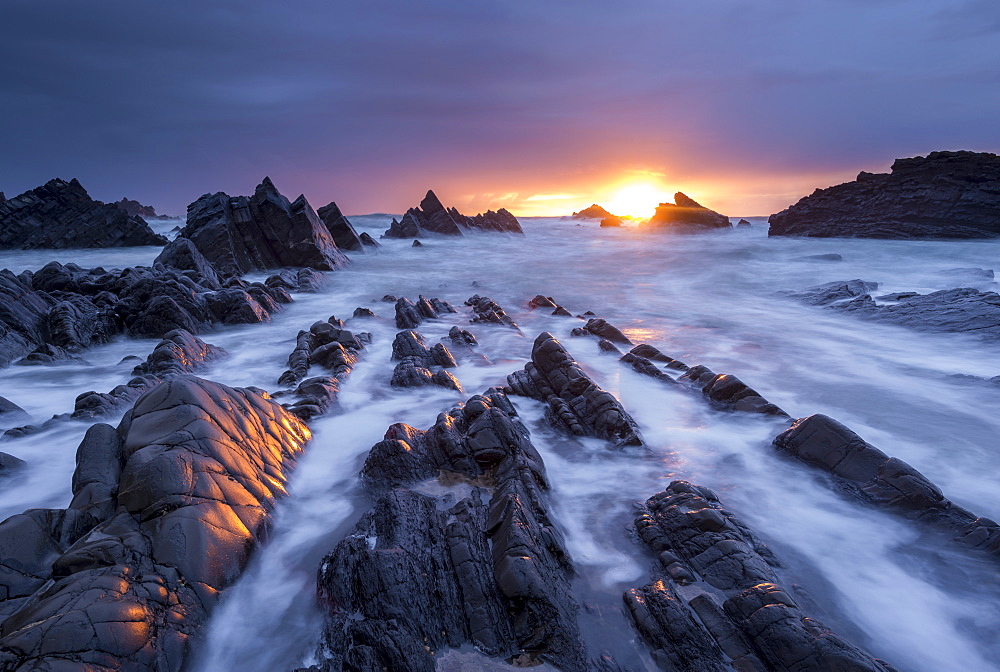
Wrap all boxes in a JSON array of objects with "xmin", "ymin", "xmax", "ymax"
[
  {"xmin": 647, "ymin": 193, "xmax": 731, "ymax": 231},
  {"xmin": 382, "ymin": 190, "xmax": 523, "ymax": 238},
  {"xmin": 0, "ymin": 178, "xmax": 168, "ymax": 249},
  {"xmin": 768, "ymin": 151, "xmax": 1000, "ymax": 239}
]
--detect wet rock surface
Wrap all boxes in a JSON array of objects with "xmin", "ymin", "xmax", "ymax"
[
  {"xmin": 394, "ymin": 295, "xmax": 457, "ymax": 329},
  {"xmin": 389, "ymin": 330, "xmax": 463, "ymax": 392},
  {"xmin": 313, "ymin": 389, "xmax": 590, "ymax": 671},
  {"xmin": 0, "ymin": 376, "xmax": 311, "ymax": 671},
  {"xmin": 0, "ymin": 178, "xmax": 167, "ymax": 249},
  {"xmin": 647, "ymin": 193, "xmax": 731, "ymax": 231},
  {"xmin": 317, "ymin": 201, "xmax": 365, "ymax": 252},
  {"xmin": 774, "ymin": 414, "xmax": 1000, "ymax": 556},
  {"xmin": 506, "ymin": 332, "xmax": 644, "ymax": 447},
  {"xmin": 768, "ymin": 151, "xmax": 1000, "ymax": 239},
  {"xmin": 381, "ymin": 190, "xmax": 523, "ymax": 238},
  {"xmin": 178, "ymin": 177, "xmax": 350, "ymax": 276},
  {"xmin": 627, "ymin": 480, "xmax": 898, "ymax": 672},
  {"xmin": 466, "ymin": 294, "xmax": 521, "ymax": 331}
]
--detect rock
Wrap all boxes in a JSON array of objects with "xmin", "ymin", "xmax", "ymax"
[
  {"xmin": 179, "ymin": 177, "xmax": 350, "ymax": 276},
  {"xmin": 352, "ymin": 307, "xmax": 377, "ymax": 318},
  {"xmin": 0, "ymin": 396, "xmax": 28, "ymax": 426},
  {"xmin": 647, "ymin": 193, "xmax": 731, "ymax": 231},
  {"xmin": 466, "ymin": 295, "xmax": 520, "ymax": 331},
  {"xmin": 736, "ymin": 218, "xmax": 751, "ymax": 228},
  {"xmin": 791, "ymin": 279, "xmax": 879, "ymax": 306},
  {"xmin": 0, "ymin": 270, "xmax": 55, "ymax": 366},
  {"xmin": 570, "ymin": 204, "xmax": 618, "ymax": 221},
  {"xmin": 153, "ymin": 237, "xmax": 222, "ymax": 288},
  {"xmin": 582, "ymin": 317, "xmax": 632, "ymax": 345},
  {"xmin": 627, "ymin": 480, "xmax": 897, "ymax": 672},
  {"xmin": 394, "ymin": 295, "xmax": 456, "ymax": 329},
  {"xmin": 115, "ymin": 197, "xmax": 158, "ymax": 218},
  {"xmin": 0, "ymin": 178, "xmax": 168, "ymax": 249},
  {"xmin": 506, "ymin": 332, "xmax": 645, "ymax": 447},
  {"xmin": 678, "ymin": 368, "xmax": 790, "ymax": 418},
  {"xmin": 799, "ymin": 253, "xmax": 844, "ymax": 261},
  {"xmin": 600, "ymin": 216, "xmax": 623, "ymax": 227},
  {"xmin": 0, "ymin": 452, "xmax": 26, "ymax": 474},
  {"xmin": 276, "ymin": 317, "xmax": 365, "ymax": 396},
  {"xmin": 358, "ymin": 231, "xmax": 381, "ymax": 248},
  {"xmin": 390, "ymin": 331, "xmax": 462, "ymax": 392},
  {"xmin": 0, "ymin": 376, "xmax": 311, "ymax": 671},
  {"xmin": 773, "ymin": 414, "xmax": 1000, "ymax": 555},
  {"xmin": 312, "ymin": 389, "xmax": 588, "ymax": 671},
  {"xmin": 382, "ymin": 190, "xmax": 523, "ymax": 238},
  {"xmin": 412, "ymin": 239, "xmax": 423, "ymax": 247},
  {"xmin": 317, "ymin": 201, "xmax": 365, "ymax": 252},
  {"xmin": 768, "ymin": 151, "xmax": 1000, "ymax": 238},
  {"xmin": 628, "ymin": 344, "xmax": 689, "ymax": 371}
]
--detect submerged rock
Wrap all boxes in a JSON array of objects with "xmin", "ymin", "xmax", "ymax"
[
  {"xmin": 647, "ymin": 193, "xmax": 731, "ymax": 231},
  {"xmin": 0, "ymin": 178, "xmax": 167, "ymax": 249},
  {"xmin": 768, "ymin": 151, "xmax": 1000, "ymax": 238},
  {"xmin": 381, "ymin": 190, "xmax": 523, "ymax": 238},
  {"xmin": 506, "ymin": 332, "xmax": 645, "ymax": 447},
  {"xmin": 179, "ymin": 177, "xmax": 350, "ymax": 276},
  {"xmin": 0, "ymin": 376, "xmax": 311, "ymax": 671}
]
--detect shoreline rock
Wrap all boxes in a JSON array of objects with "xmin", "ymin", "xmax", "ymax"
[
  {"xmin": 647, "ymin": 193, "xmax": 731, "ymax": 232},
  {"xmin": 382, "ymin": 190, "xmax": 523, "ymax": 238}
]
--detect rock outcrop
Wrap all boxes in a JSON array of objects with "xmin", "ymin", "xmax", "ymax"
[
  {"xmin": 311, "ymin": 389, "xmax": 589, "ymax": 671},
  {"xmin": 317, "ymin": 201, "xmax": 365, "ymax": 252},
  {"xmin": 647, "ymin": 193, "xmax": 731, "ymax": 231},
  {"xmin": 178, "ymin": 177, "xmax": 350, "ymax": 276},
  {"xmin": 394, "ymin": 295, "xmax": 457, "ymax": 329},
  {"xmin": 0, "ymin": 376, "xmax": 311, "ymax": 671},
  {"xmin": 381, "ymin": 190, "xmax": 523, "ymax": 238},
  {"xmin": 115, "ymin": 197, "xmax": 160, "ymax": 219},
  {"xmin": 768, "ymin": 151, "xmax": 1000, "ymax": 238},
  {"xmin": 506, "ymin": 332, "xmax": 645, "ymax": 447},
  {"xmin": 627, "ymin": 480, "xmax": 898, "ymax": 672},
  {"xmin": 571, "ymin": 204, "xmax": 620, "ymax": 224},
  {"xmin": 0, "ymin": 178, "xmax": 168, "ymax": 249},
  {"xmin": 465, "ymin": 295, "xmax": 520, "ymax": 331},
  {"xmin": 389, "ymin": 330, "xmax": 463, "ymax": 392}
]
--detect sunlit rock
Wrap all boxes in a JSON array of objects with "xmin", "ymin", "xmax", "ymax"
[{"xmin": 646, "ymin": 192, "xmax": 731, "ymax": 231}]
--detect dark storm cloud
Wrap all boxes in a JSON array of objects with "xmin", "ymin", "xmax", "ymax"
[{"xmin": 0, "ymin": 0, "xmax": 997, "ymax": 214}]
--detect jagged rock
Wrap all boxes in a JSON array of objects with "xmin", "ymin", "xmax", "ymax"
[
  {"xmin": 0, "ymin": 270, "xmax": 55, "ymax": 365},
  {"xmin": 628, "ymin": 344, "xmax": 689, "ymax": 371},
  {"xmin": 381, "ymin": 191, "xmax": 523, "ymax": 238},
  {"xmin": 153, "ymin": 236, "xmax": 222, "ymax": 288},
  {"xmin": 647, "ymin": 193, "xmax": 731, "ymax": 231},
  {"xmin": 677, "ymin": 367, "xmax": 790, "ymax": 417},
  {"xmin": 570, "ymin": 204, "xmax": 618, "ymax": 222},
  {"xmin": 358, "ymin": 231, "xmax": 381, "ymax": 248},
  {"xmin": 465, "ymin": 295, "xmax": 520, "ymax": 331},
  {"xmin": 791, "ymin": 279, "xmax": 879, "ymax": 306},
  {"xmin": 390, "ymin": 331, "xmax": 462, "ymax": 392},
  {"xmin": 317, "ymin": 201, "xmax": 365, "ymax": 252},
  {"xmin": 769, "ymin": 151, "xmax": 1000, "ymax": 238},
  {"xmin": 449, "ymin": 325, "xmax": 478, "ymax": 348},
  {"xmin": 277, "ymin": 317, "xmax": 365, "ymax": 389},
  {"xmin": 352, "ymin": 307, "xmax": 377, "ymax": 318},
  {"xmin": 313, "ymin": 390, "xmax": 588, "ymax": 671},
  {"xmin": 773, "ymin": 414, "xmax": 1000, "ymax": 555},
  {"xmin": 583, "ymin": 317, "xmax": 632, "ymax": 344},
  {"xmin": 115, "ymin": 197, "xmax": 159, "ymax": 218},
  {"xmin": 736, "ymin": 218, "xmax": 751, "ymax": 228},
  {"xmin": 506, "ymin": 332, "xmax": 644, "ymax": 447},
  {"xmin": 394, "ymin": 295, "xmax": 455, "ymax": 329},
  {"xmin": 627, "ymin": 480, "xmax": 897, "ymax": 672},
  {"xmin": 0, "ymin": 178, "xmax": 167, "ymax": 249},
  {"xmin": 0, "ymin": 376, "xmax": 311, "ymax": 671},
  {"xmin": 179, "ymin": 177, "xmax": 350, "ymax": 276},
  {"xmin": 263, "ymin": 268, "xmax": 328, "ymax": 294}
]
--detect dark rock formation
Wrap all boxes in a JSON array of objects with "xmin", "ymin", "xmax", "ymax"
[
  {"xmin": 627, "ymin": 344, "xmax": 689, "ymax": 371},
  {"xmin": 736, "ymin": 218, "xmax": 751, "ymax": 228},
  {"xmin": 647, "ymin": 193, "xmax": 731, "ymax": 231},
  {"xmin": 627, "ymin": 480, "xmax": 898, "ymax": 672},
  {"xmin": 465, "ymin": 295, "xmax": 520, "ymax": 331},
  {"xmin": 0, "ymin": 376, "xmax": 311, "ymax": 671},
  {"xmin": 769, "ymin": 151, "xmax": 1000, "ymax": 239},
  {"xmin": 679, "ymin": 366, "xmax": 790, "ymax": 418},
  {"xmin": 449, "ymin": 325, "xmax": 478, "ymax": 348},
  {"xmin": 0, "ymin": 397, "xmax": 28, "ymax": 426},
  {"xmin": 317, "ymin": 201, "xmax": 365, "ymax": 252},
  {"xmin": 600, "ymin": 216, "xmax": 623, "ymax": 227},
  {"xmin": 352, "ymin": 307, "xmax": 376, "ymax": 318},
  {"xmin": 793, "ymin": 280, "xmax": 1000, "ymax": 338},
  {"xmin": 0, "ymin": 178, "xmax": 167, "ymax": 249},
  {"xmin": 506, "ymin": 332, "xmax": 644, "ymax": 448},
  {"xmin": 577, "ymin": 317, "xmax": 632, "ymax": 345},
  {"xmin": 312, "ymin": 389, "xmax": 589, "ymax": 671},
  {"xmin": 774, "ymin": 414, "xmax": 1000, "ymax": 556},
  {"xmin": 382, "ymin": 191, "xmax": 523, "ymax": 238},
  {"xmin": 394, "ymin": 295, "xmax": 456, "ymax": 329},
  {"xmin": 390, "ymin": 330, "xmax": 462, "ymax": 392},
  {"xmin": 153, "ymin": 236, "xmax": 222, "ymax": 288},
  {"xmin": 115, "ymin": 197, "xmax": 158, "ymax": 218},
  {"xmin": 412, "ymin": 239, "xmax": 423, "ymax": 247},
  {"xmin": 358, "ymin": 231, "xmax": 381, "ymax": 248},
  {"xmin": 71, "ymin": 329, "xmax": 226, "ymax": 419},
  {"xmin": 179, "ymin": 177, "xmax": 350, "ymax": 276},
  {"xmin": 571, "ymin": 204, "xmax": 618, "ymax": 222}
]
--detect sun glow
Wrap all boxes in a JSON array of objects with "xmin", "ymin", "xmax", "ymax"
[{"xmin": 605, "ymin": 183, "xmax": 671, "ymax": 219}]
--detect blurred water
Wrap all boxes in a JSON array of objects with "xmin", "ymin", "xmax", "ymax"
[{"xmin": 2, "ymin": 217, "xmax": 999, "ymax": 670}]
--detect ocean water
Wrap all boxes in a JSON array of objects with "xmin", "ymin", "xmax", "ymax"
[{"xmin": 1, "ymin": 217, "xmax": 999, "ymax": 671}]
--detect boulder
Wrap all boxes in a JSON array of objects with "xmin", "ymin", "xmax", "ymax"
[
  {"xmin": 0, "ymin": 178, "xmax": 167, "ymax": 249},
  {"xmin": 768, "ymin": 151, "xmax": 1000, "ymax": 238},
  {"xmin": 0, "ymin": 376, "xmax": 311, "ymax": 671},
  {"xmin": 381, "ymin": 190, "xmax": 523, "ymax": 238},
  {"xmin": 178, "ymin": 177, "xmax": 350, "ymax": 276},
  {"xmin": 317, "ymin": 201, "xmax": 365, "ymax": 251},
  {"xmin": 647, "ymin": 193, "xmax": 731, "ymax": 231}
]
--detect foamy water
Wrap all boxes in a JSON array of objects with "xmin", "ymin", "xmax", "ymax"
[{"xmin": 2, "ymin": 217, "xmax": 999, "ymax": 671}]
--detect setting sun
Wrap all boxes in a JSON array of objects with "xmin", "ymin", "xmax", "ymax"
[{"xmin": 605, "ymin": 183, "xmax": 671, "ymax": 219}]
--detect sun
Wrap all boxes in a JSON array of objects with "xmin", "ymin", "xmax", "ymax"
[{"xmin": 605, "ymin": 183, "xmax": 669, "ymax": 219}]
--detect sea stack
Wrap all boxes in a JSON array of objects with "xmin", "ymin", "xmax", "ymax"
[
  {"xmin": 382, "ymin": 190, "xmax": 523, "ymax": 238},
  {"xmin": 768, "ymin": 151, "xmax": 1000, "ymax": 239},
  {"xmin": 646, "ymin": 192, "xmax": 731, "ymax": 231}
]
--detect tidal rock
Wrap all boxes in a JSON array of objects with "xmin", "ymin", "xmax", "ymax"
[
  {"xmin": 736, "ymin": 218, "xmax": 752, "ymax": 228},
  {"xmin": 627, "ymin": 480, "xmax": 897, "ymax": 672},
  {"xmin": 769, "ymin": 151, "xmax": 1000, "ymax": 238},
  {"xmin": 394, "ymin": 295, "xmax": 456, "ymax": 329},
  {"xmin": 412, "ymin": 239, "xmax": 423, "ymax": 247},
  {"xmin": 449, "ymin": 325, "xmax": 478, "ymax": 348},
  {"xmin": 506, "ymin": 332, "xmax": 644, "ymax": 447},
  {"xmin": 317, "ymin": 201, "xmax": 365, "ymax": 252},
  {"xmin": 791, "ymin": 279, "xmax": 879, "ymax": 306},
  {"xmin": 153, "ymin": 236, "xmax": 222, "ymax": 288},
  {"xmin": 466, "ymin": 295, "xmax": 520, "ymax": 331},
  {"xmin": 358, "ymin": 231, "xmax": 381, "ymax": 248},
  {"xmin": 628, "ymin": 344, "xmax": 689, "ymax": 371},
  {"xmin": 600, "ymin": 216, "xmax": 623, "ymax": 227},
  {"xmin": 352, "ymin": 307, "xmax": 377, "ymax": 318},
  {"xmin": 647, "ymin": 193, "xmax": 731, "ymax": 231},
  {"xmin": 179, "ymin": 177, "xmax": 350, "ymax": 276},
  {"xmin": 773, "ymin": 414, "xmax": 1000, "ymax": 556},
  {"xmin": 570, "ymin": 204, "xmax": 618, "ymax": 221},
  {"xmin": 0, "ymin": 270, "xmax": 56, "ymax": 365},
  {"xmin": 277, "ymin": 317, "xmax": 365, "ymax": 389},
  {"xmin": 0, "ymin": 397, "xmax": 28, "ymax": 426},
  {"xmin": 313, "ymin": 389, "xmax": 588, "ymax": 671},
  {"xmin": 678, "ymin": 367, "xmax": 790, "ymax": 417},
  {"xmin": 390, "ymin": 331, "xmax": 462, "ymax": 392},
  {"xmin": 0, "ymin": 178, "xmax": 168, "ymax": 249},
  {"xmin": 0, "ymin": 376, "xmax": 311, "ymax": 671},
  {"xmin": 382, "ymin": 190, "xmax": 523, "ymax": 238},
  {"xmin": 114, "ymin": 197, "xmax": 159, "ymax": 218},
  {"xmin": 582, "ymin": 317, "xmax": 632, "ymax": 345}
]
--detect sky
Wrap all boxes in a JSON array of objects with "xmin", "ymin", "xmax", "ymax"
[{"xmin": 1, "ymin": 0, "xmax": 998, "ymax": 217}]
